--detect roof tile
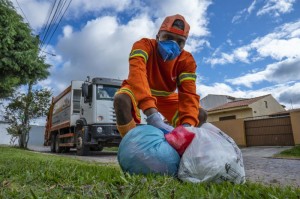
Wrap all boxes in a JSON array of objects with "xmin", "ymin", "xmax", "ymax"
[{"xmin": 208, "ymin": 94, "xmax": 270, "ymax": 112}]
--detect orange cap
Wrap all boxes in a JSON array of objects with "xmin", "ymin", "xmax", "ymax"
[{"xmin": 159, "ymin": 14, "xmax": 190, "ymax": 38}]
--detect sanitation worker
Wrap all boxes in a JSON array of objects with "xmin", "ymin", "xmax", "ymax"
[{"xmin": 114, "ymin": 14, "xmax": 206, "ymax": 137}]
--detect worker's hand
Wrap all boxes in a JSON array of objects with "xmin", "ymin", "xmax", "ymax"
[
  {"xmin": 182, "ymin": 123, "xmax": 191, "ymax": 127},
  {"xmin": 146, "ymin": 112, "xmax": 174, "ymax": 134}
]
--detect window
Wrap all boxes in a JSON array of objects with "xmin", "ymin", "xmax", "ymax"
[
  {"xmin": 96, "ymin": 85, "xmax": 119, "ymax": 100},
  {"xmin": 73, "ymin": 89, "xmax": 81, "ymax": 113},
  {"xmin": 219, "ymin": 115, "xmax": 236, "ymax": 121},
  {"xmin": 264, "ymin": 101, "xmax": 268, "ymax": 108}
]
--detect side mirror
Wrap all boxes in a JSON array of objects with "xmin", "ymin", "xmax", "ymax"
[
  {"xmin": 82, "ymin": 83, "xmax": 91, "ymax": 103},
  {"xmin": 82, "ymin": 83, "xmax": 88, "ymax": 98},
  {"xmin": 82, "ymin": 83, "xmax": 93, "ymax": 104}
]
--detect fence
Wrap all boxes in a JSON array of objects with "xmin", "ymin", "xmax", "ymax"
[{"xmin": 211, "ymin": 109, "xmax": 300, "ymax": 147}]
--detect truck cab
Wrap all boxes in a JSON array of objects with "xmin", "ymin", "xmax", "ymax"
[
  {"xmin": 45, "ymin": 77, "xmax": 142, "ymax": 156},
  {"xmin": 76, "ymin": 77, "xmax": 122, "ymax": 155}
]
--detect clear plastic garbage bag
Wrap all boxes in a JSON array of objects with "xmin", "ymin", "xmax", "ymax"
[
  {"xmin": 118, "ymin": 125, "xmax": 180, "ymax": 176},
  {"xmin": 178, "ymin": 123, "xmax": 246, "ymax": 184}
]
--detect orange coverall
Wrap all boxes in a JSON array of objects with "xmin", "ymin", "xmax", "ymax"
[{"xmin": 117, "ymin": 38, "xmax": 200, "ymax": 127}]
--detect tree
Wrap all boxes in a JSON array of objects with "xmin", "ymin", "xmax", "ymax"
[
  {"xmin": 5, "ymin": 87, "xmax": 52, "ymax": 148},
  {"xmin": 0, "ymin": 0, "xmax": 50, "ymax": 98}
]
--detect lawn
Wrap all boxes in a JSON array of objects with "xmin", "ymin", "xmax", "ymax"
[
  {"xmin": 0, "ymin": 146, "xmax": 299, "ymax": 198},
  {"xmin": 103, "ymin": 147, "xmax": 119, "ymax": 152},
  {"xmin": 275, "ymin": 145, "xmax": 300, "ymax": 159}
]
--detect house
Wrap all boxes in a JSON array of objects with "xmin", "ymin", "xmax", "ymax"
[
  {"xmin": 207, "ymin": 94, "xmax": 285, "ymax": 122},
  {"xmin": 200, "ymin": 94, "xmax": 245, "ymax": 110}
]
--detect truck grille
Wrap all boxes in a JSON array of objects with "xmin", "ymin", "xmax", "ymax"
[{"xmin": 110, "ymin": 107, "xmax": 117, "ymax": 123}]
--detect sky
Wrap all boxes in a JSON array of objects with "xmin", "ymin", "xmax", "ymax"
[{"xmin": 8, "ymin": 0, "xmax": 300, "ymax": 112}]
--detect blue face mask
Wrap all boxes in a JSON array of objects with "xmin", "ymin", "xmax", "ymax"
[{"xmin": 158, "ymin": 40, "xmax": 181, "ymax": 62}]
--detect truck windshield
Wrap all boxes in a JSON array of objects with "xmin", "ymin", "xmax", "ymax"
[{"xmin": 96, "ymin": 85, "xmax": 119, "ymax": 101}]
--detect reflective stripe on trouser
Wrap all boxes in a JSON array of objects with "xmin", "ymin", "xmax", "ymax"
[{"xmin": 115, "ymin": 88, "xmax": 141, "ymax": 123}]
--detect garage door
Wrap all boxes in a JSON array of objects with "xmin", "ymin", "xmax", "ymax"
[{"xmin": 245, "ymin": 116, "xmax": 294, "ymax": 146}]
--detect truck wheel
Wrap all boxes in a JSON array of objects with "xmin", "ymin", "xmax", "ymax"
[
  {"xmin": 55, "ymin": 134, "xmax": 62, "ymax": 153},
  {"xmin": 76, "ymin": 128, "xmax": 89, "ymax": 156},
  {"xmin": 50, "ymin": 134, "xmax": 56, "ymax": 153},
  {"xmin": 62, "ymin": 147, "xmax": 70, "ymax": 153},
  {"xmin": 90, "ymin": 145, "xmax": 103, "ymax": 151}
]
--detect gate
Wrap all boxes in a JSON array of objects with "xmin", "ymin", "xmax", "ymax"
[{"xmin": 245, "ymin": 116, "xmax": 294, "ymax": 146}]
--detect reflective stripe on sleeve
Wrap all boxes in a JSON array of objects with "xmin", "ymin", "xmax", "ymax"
[
  {"xmin": 129, "ymin": 49, "xmax": 149, "ymax": 63},
  {"xmin": 178, "ymin": 73, "xmax": 197, "ymax": 85}
]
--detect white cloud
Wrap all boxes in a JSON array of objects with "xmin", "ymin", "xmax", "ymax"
[
  {"xmin": 197, "ymin": 82, "xmax": 245, "ymax": 98},
  {"xmin": 12, "ymin": 0, "xmax": 212, "ymax": 97},
  {"xmin": 39, "ymin": 0, "xmax": 211, "ymax": 94},
  {"xmin": 48, "ymin": 15, "xmax": 155, "ymax": 94},
  {"xmin": 197, "ymin": 81, "xmax": 300, "ymax": 109},
  {"xmin": 226, "ymin": 39, "xmax": 233, "ymax": 46},
  {"xmin": 217, "ymin": 20, "xmax": 300, "ymax": 89},
  {"xmin": 232, "ymin": 0, "xmax": 296, "ymax": 24},
  {"xmin": 232, "ymin": 0, "xmax": 256, "ymax": 24},
  {"xmin": 225, "ymin": 70, "xmax": 268, "ymax": 88},
  {"xmin": 226, "ymin": 57, "xmax": 300, "ymax": 87},
  {"xmin": 16, "ymin": 0, "xmax": 211, "ymax": 38},
  {"xmin": 206, "ymin": 20, "xmax": 300, "ymax": 66},
  {"xmin": 63, "ymin": 25, "xmax": 73, "ymax": 38},
  {"xmin": 138, "ymin": 0, "xmax": 212, "ymax": 37},
  {"xmin": 247, "ymin": 0, "xmax": 257, "ymax": 14},
  {"xmin": 254, "ymin": 38, "xmax": 300, "ymax": 60},
  {"xmin": 277, "ymin": 82, "xmax": 300, "ymax": 109},
  {"xmin": 12, "ymin": 0, "xmax": 51, "ymax": 32},
  {"xmin": 257, "ymin": 0, "xmax": 296, "ymax": 17},
  {"xmin": 233, "ymin": 47, "xmax": 250, "ymax": 63},
  {"xmin": 69, "ymin": 0, "xmax": 132, "ymax": 15},
  {"xmin": 185, "ymin": 39, "xmax": 210, "ymax": 53}
]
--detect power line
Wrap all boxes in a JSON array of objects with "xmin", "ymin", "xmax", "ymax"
[
  {"xmin": 13, "ymin": 0, "xmax": 56, "ymax": 57},
  {"xmin": 40, "ymin": 0, "xmax": 61, "ymax": 48},
  {"xmin": 39, "ymin": 0, "xmax": 72, "ymax": 51},
  {"xmin": 39, "ymin": 49, "xmax": 56, "ymax": 57},
  {"xmin": 43, "ymin": 0, "xmax": 72, "ymax": 51},
  {"xmin": 14, "ymin": 0, "xmax": 32, "ymax": 30},
  {"xmin": 39, "ymin": 0, "xmax": 57, "ymax": 39}
]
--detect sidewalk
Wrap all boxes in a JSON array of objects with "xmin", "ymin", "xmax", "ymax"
[
  {"xmin": 242, "ymin": 146, "xmax": 300, "ymax": 187},
  {"xmin": 241, "ymin": 146, "xmax": 293, "ymax": 158}
]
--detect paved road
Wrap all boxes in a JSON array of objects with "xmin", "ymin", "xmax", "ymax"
[
  {"xmin": 28, "ymin": 145, "xmax": 300, "ymax": 188},
  {"xmin": 241, "ymin": 146, "xmax": 300, "ymax": 188}
]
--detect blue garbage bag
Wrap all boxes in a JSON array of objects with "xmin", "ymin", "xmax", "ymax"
[{"xmin": 118, "ymin": 125, "xmax": 180, "ymax": 176}]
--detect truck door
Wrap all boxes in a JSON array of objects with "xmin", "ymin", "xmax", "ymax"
[{"xmin": 81, "ymin": 84, "xmax": 95, "ymax": 124}]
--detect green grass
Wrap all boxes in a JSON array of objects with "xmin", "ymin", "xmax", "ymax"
[
  {"xmin": 0, "ymin": 146, "xmax": 299, "ymax": 198},
  {"xmin": 275, "ymin": 145, "xmax": 300, "ymax": 159},
  {"xmin": 103, "ymin": 147, "xmax": 119, "ymax": 152}
]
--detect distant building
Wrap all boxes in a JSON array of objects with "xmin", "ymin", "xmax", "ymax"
[
  {"xmin": 0, "ymin": 123, "xmax": 45, "ymax": 146},
  {"xmin": 200, "ymin": 94, "xmax": 245, "ymax": 110},
  {"xmin": 206, "ymin": 94, "xmax": 285, "ymax": 122}
]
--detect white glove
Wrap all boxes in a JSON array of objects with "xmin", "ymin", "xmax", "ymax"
[{"xmin": 146, "ymin": 112, "xmax": 174, "ymax": 134}]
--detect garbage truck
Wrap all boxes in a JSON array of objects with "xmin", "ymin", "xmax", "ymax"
[{"xmin": 44, "ymin": 77, "xmax": 130, "ymax": 155}]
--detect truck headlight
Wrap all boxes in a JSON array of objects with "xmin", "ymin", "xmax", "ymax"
[
  {"xmin": 97, "ymin": 116, "xmax": 103, "ymax": 122},
  {"xmin": 97, "ymin": 127, "xmax": 103, "ymax": 133}
]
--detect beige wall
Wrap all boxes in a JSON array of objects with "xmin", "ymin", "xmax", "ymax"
[
  {"xmin": 290, "ymin": 110, "xmax": 300, "ymax": 145},
  {"xmin": 211, "ymin": 119, "xmax": 246, "ymax": 147},
  {"xmin": 208, "ymin": 109, "xmax": 252, "ymax": 122},
  {"xmin": 250, "ymin": 95, "xmax": 285, "ymax": 117}
]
